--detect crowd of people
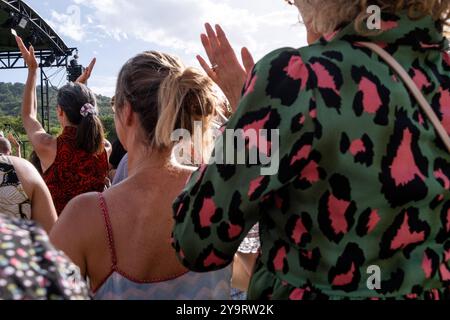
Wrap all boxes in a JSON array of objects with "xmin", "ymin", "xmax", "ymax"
[{"xmin": 0, "ymin": 0, "xmax": 450, "ymax": 300}]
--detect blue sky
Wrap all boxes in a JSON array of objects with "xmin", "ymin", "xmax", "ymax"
[{"xmin": 1, "ymin": 0, "xmax": 308, "ymax": 97}]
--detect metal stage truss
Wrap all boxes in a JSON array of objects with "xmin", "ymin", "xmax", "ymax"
[{"xmin": 0, "ymin": 0, "xmax": 81, "ymax": 132}]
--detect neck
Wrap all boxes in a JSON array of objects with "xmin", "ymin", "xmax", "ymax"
[
  {"xmin": 60, "ymin": 115, "xmax": 76, "ymax": 128},
  {"xmin": 63, "ymin": 123, "xmax": 77, "ymax": 129},
  {"xmin": 307, "ymin": 30, "xmax": 322, "ymax": 44},
  {"xmin": 127, "ymin": 143, "xmax": 171, "ymax": 177}
]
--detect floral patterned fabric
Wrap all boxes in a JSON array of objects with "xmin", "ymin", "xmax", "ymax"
[
  {"xmin": 43, "ymin": 126, "xmax": 108, "ymax": 215},
  {"xmin": 0, "ymin": 214, "xmax": 89, "ymax": 300},
  {"xmin": 172, "ymin": 13, "xmax": 450, "ymax": 300}
]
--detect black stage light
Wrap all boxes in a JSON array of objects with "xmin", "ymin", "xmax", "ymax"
[
  {"xmin": 2, "ymin": 12, "xmax": 19, "ymax": 28},
  {"xmin": 67, "ymin": 53, "xmax": 84, "ymax": 82},
  {"xmin": 67, "ymin": 65, "xmax": 84, "ymax": 82},
  {"xmin": 42, "ymin": 53, "xmax": 56, "ymax": 67},
  {"xmin": 2, "ymin": 12, "xmax": 28, "ymax": 29}
]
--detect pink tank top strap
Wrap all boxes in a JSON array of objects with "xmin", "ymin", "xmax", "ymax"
[{"xmin": 97, "ymin": 192, "xmax": 118, "ymax": 270}]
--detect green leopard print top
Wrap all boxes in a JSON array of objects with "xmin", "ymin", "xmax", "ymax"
[{"xmin": 172, "ymin": 12, "xmax": 450, "ymax": 300}]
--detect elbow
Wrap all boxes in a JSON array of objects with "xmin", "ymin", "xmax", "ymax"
[
  {"xmin": 21, "ymin": 114, "xmax": 35, "ymax": 125},
  {"xmin": 172, "ymin": 193, "xmax": 234, "ymax": 272},
  {"xmin": 171, "ymin": 232, "xmax": 202, "ymax": 272},
  {"xmin": 172, "ymin": 233, "xmax": 233, "ymax": 273}
]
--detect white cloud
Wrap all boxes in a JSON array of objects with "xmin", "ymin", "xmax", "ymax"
[
  {"xmin": 58, "ymin": 0, "xmax": 306, "ymax": 59},
  {"xmin": 46, "ymin": 0, "xmax": 308, "ymax": 95},
  {"xmin": 89, "ymin": 75, "xmax": 117, "ymax": 97},
  {"xmin": 48, "ymin": 5, "xmax": 85, "ymax": 41}
]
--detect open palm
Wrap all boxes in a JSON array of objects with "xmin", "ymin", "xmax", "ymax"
[
  {"xmin": 197, "ymin": 23, "xmax": 255, "ymax": 112},
  {"xmin": 15, "ymin": 36, "xmax": 38, "ymax": 70},
  {"xmin": 76, "ymin": 58, "xmax": 97, "ymax": 85}
]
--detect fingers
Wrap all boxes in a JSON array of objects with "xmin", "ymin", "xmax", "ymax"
[
  {"xmin": 201, "ymin": 23, "xmax": 242, "ymax": 68},
  {"xmin": 216, "ymin": 24, "xmax": 243, "ymax": 67},
  {"xmin": 200, "ymin": 33, "xmax": 215, "ymax": 65},
  {"xmin": 205, "ymin": 23, "xmax": 220, "ymax": 62},
  {"xmin": 205, "ymin": 23, "xmax": 219, "ymax": 47},
  {"xmin": 15, "ymin": 35, "xmax": 38, "ymax": 70},
  {"xmin": 15, "ymin": 36, "xmax": 29, "ymax": 56},
  {"xmin": 241, "ymin": 47, "xmax": 255, "ymax": 74},
  {"xmin": 87, "ymin": 57, "xmax": 97, "ymax": 73},
  {"xmin": 15, "ymin": 35, "xmax": 25, "ymax": 48},
  {"xmin": 77, "ymin": 58, "xmax": 96, "ymax": 84},
  {"xmin": 29, "ymin": 45, "xmax": 38, "ymax": 69},
  {"xmin": 197, "ymin": 55, "xmax": 218, "ymax": 81},
  {"xmin": 215, "ymin": 25, "xmax": 235, "ymax": 56}
]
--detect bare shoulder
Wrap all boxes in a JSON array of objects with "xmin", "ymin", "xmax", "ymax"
[
  {"xmin": 61, "ymin": 192, "xmax": 103, "ymax": 223},
  {"xmin": 50, "ymin": 192, "xmax": 104, "ymax": 275},
  {"xmin": 9, "ymin": 156, "xmax": 42, "ymax": 192},
  {"xmin": 9, "ymin": 156, "xmax": 37, "ymax": 171},
  {"xmin": 54, "ymin": 193, "xmax": 103, "ymax": 238}
]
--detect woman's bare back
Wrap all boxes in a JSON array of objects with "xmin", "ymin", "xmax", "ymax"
[{"xmin": 86, "ymin": 165, "xmax": 193, "ymax": 289}]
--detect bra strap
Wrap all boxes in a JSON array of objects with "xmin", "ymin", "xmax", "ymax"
[{"xmin": 97, "ymin": 193, "xmax": 118, "ymax": 270}]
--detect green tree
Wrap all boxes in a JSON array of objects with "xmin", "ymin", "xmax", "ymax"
[{"xmin": 0, "ymin": 82, "xmax": 116, "ymax": 158}]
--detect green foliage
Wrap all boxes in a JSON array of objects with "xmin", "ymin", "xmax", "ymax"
[
  {"xmin": 0, "ymin": 82, "xmax": 117, "ymax": 158},
  {"xmin": 102, "ymin": 116, "xmax": 117, "ymax": 142},
  {"xmin": 0, "ymin": 82, "xmax": 24, "ymax": 116},
  {"xmin": 0, "ymin": 81, "xmax": 113, "ymax": 119}
]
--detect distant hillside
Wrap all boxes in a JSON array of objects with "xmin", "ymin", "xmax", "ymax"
[
  {"xmin": 0, "ymin": 82, "xmax": 113, "ymax": 121},
  {"xmin": 0, "ymin": 82, "xmax": 117, "ymax": 158}
]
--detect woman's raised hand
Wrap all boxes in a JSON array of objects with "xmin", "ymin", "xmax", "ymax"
[
  {"xmin": 197, "ymin": 23, "xmax": 255, "ymax": 112},
  {"xmin": 7, "ymin": 133, "xmax": 21, "ymax": 158},
  {"xmin": 15, "ymin": 36, "xmax": 38, "ymax": 71},
  {"xmin": 7, "ymin": 133, "xmax": 20, "ymax": 148},
  {"xmin": 76, "ymin": 58, "xmax": 97, "ymax": 85}
]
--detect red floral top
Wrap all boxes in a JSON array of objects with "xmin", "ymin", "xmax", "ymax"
[{"xmin": 43, "ymin": 126, "xmax": 108, "ymax": 215}]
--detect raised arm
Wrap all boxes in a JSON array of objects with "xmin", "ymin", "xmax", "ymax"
[
  {"xmin": 15, "ymin": 36, "xmax": 56, "ymax": 162},
  {"xmin": 172, "ymin": 47, "xmax": 316, "ymax": 273},
  {"xmin": 172, "ymin": 49, "xmax": 293, "ymax": 272}
]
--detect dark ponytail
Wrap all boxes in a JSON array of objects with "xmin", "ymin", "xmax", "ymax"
[
  {"xmin": 57, "ymin": 83, "xmax": 105, "ymax": 154},
  {"xmin": 76, "ymin": 113, "xmax": 105, "ymax": 154}
]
